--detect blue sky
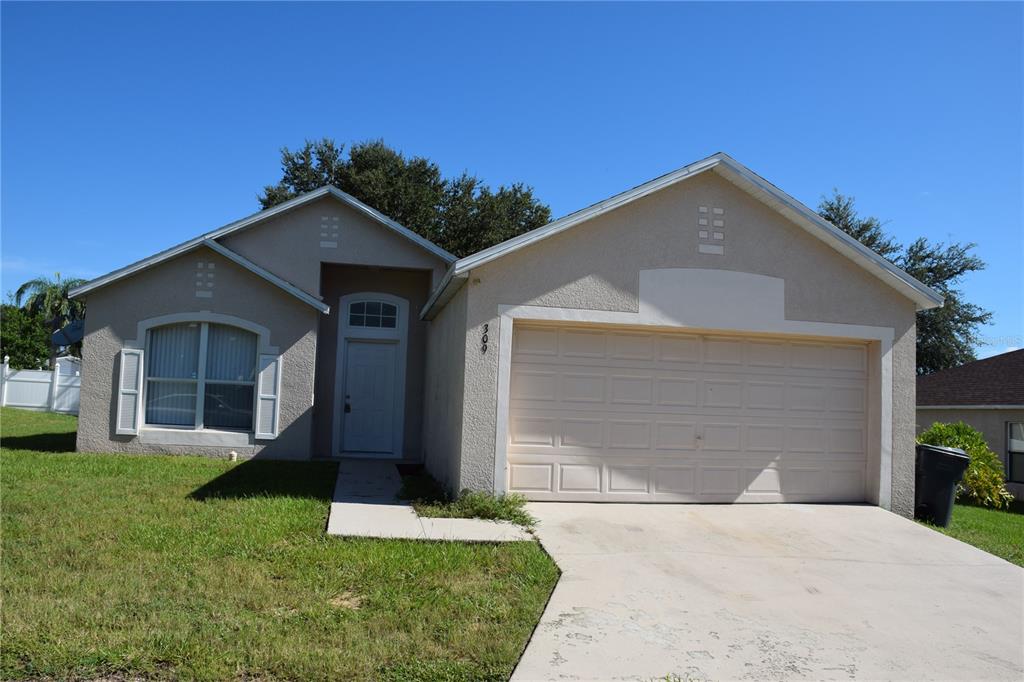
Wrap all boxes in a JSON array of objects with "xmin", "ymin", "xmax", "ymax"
[{"xmin": 2, "ymin": 2, "xmax": 1021, "ymax": 356}]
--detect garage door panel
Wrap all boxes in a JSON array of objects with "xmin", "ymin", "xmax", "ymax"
[
  {"xmin": 609, "ymin": 375, "xmax": 653, "ymax": 404},
  {"xmin": 560, "ymin": 373, "xmax": 606, "ymax": 402},
  {"xmin": 507, "ymin": 411, "xmax": 864, "ymax": 457},
  {"xmin": 656, "ymin": 377, "xmax": 699, "ymax": 406},
  {"xmin": 703, "ymin": 337, "xmax": 744, "ymax": 365},
  {"xmin": 512, "ymin": 327, "xmax": 558, "ymax": 358},
  {"xmin": 510, "ymin": 369, "xmax": 557, "ymax": 401},
  {"xmin": 658, "ymin": 335, "xmax": 701, "ymax": 363},
  {"xmin": 559, "ymin": 329, "xmax": 607, "ymax": 357},
  {"xmin": 654, "ymin": 421, "xmax": 698, "ymax": 450},
  {"xmin": 609, "ymin": 333, "xmax": 655, "ymax": 360},
  {"xmin": 608, "ymin": 466, "xmax": 651, "ymax": 493},
  {"xmin": 559, "ymin": 464, "xmax": 602, "ymax": 492},
  {"xmin": 508, "ymin": 325, "xmax": 869, "ymax": 503},
  {"xmin": 561, "ymin": 418, "xmax": 604, "ymax": 448}
]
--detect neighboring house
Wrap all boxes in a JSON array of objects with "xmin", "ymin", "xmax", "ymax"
[
  {"xmin": 70, "ymin": 153, "xmax": 943, "ymax": 516},
  {"xmin": 917, "ymin": 349, "xmax": 1024, "ymax": 499}
]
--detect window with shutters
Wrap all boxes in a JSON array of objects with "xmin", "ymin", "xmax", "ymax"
[{"xmin": 145, "ymin": 322, "xmax": 257, "ymax": 431}]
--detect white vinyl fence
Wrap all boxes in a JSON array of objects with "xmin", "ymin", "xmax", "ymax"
[{"xmin": 0, "ymin": 356, "xmax": 81, "ymax": 415}]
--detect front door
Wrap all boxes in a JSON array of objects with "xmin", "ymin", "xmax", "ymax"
[{"xmin": 342, "ymin": 340, "xmax": 397, "ymax": 454}]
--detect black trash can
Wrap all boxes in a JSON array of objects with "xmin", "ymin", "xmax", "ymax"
[{"xmin": 914, "ymin": 444, "xmax": 970, "ymax": 527}]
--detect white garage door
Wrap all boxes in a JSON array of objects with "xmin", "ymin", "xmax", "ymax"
[{"xmin": 507, "ymin": 324, "xmax": 869, "ymax": 502}]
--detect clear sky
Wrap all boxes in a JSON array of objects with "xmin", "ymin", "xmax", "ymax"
[{"xmin": 2, "ymin": 2, "xmax": 1021, "ymax": 356}]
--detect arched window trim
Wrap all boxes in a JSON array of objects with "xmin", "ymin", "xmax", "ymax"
[{"xmin": 127, "ymin": 313, "xmax": 272, "ymax": 440}]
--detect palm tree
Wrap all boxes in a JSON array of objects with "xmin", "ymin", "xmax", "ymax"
[{"xmin": 15, "ymin": 272, "xmax": 87, "ymax": 368}]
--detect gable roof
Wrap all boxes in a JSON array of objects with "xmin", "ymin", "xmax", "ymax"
[
  {"xmin": 917, "ymin": 349, "xmax": 1024, "ymax": 407},
  {"xmin": 74, "ymin": 238, "xmax": 329, "ymax": 313},
  {"xmin": 70, "ymin": 186, "xmax": 455, "ymax": 301},
  {"xmin": 422, "ymin": 152, "xmax": 944, "ymax": 319}
]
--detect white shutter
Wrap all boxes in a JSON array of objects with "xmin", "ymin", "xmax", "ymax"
[
  {"xmin": 116, "ymin": 348, "xmax": 144, "ymax": 435},
  {"xmin": 254, "ymin": 353, "xmax": 282, "ymax": 440}
]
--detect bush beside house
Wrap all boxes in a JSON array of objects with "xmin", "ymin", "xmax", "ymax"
[{"xmin": 917, "ymin": 421, "xmax": 1014, "ymax": 509}]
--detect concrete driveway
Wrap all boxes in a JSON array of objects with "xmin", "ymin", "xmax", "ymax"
[{"xmin": 513, "ymin": 504, "xmax": 1023, "ymax": 681}]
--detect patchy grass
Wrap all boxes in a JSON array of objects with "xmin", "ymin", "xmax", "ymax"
[
  {"xmin": 920, "ymin": 500, "xmax": 1024, "ymax": 567},
  {"xmin": 0, "ymin": 407, "xmax": 559, "ymax": 681},
  {"xmin": 399, "ymin": 472, "xmax": 536, "ymax": 528}
]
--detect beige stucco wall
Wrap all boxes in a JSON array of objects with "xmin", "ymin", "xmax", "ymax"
[
  {"xmin": 917, "ymin": 407, "xmax": 1024, "ymax": 499},
  {"xmin": 77, "ymin": 244, "xmax": 319, "ymax": 459},
  {"xmin": 456, "ymin": 169, "xmax": 920, "ymax": 515},
  {"xmin": 422, "ymin": 283, "xmax": 468, "ymax": 490},
  {"xmin": 221, "ymin": 196, "xmax": 447, "ymax": 296},
  {"xmin": 313, "ymin": 265, "xmax": 433, "ymax": 458}
]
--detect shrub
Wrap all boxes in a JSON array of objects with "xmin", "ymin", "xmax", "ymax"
[
  {"xmin": 398, "ymin": 473, "xmax": 535, "ymax": 527},
  {"xmin": 917, "ymin": 421, "xmax": 1013, "ymax": 509}
]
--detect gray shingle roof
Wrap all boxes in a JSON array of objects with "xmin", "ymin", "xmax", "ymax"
[{"xmin": 917, "ymin": 349, "xmax": 1024, "ymax": 406}]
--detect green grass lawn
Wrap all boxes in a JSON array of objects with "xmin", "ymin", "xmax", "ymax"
[
  {"xmin": 922, "ymin": 499, "xmax": 1024, "ymax": 567},
  {"xmin": 0, "ymin": 407, "xmax": 559, "ymax": 681}
]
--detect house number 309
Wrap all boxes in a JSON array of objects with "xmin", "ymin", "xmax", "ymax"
[{"xmin": 481, "ymin": 323, "xmax": 489, "ymax": 353}]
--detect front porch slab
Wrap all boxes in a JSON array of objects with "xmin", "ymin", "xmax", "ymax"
[{"xmin": 326, "ymin": 459, "xmax": 531, "ymax": 542}]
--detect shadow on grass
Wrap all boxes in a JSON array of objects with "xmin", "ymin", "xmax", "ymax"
[
  {"xmin": 189, "ymin": 459, "xmax": 338, "ymax": 502},
  {"xmin": 0, "ymin": 430, "xmax": 77, "ymax": 453}
]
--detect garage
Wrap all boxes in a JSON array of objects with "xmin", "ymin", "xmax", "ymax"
[{"xmin": 506, "ymin": 323, "xmax": 869, "ymax": 502}]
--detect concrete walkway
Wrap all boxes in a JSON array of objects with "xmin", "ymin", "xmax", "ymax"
[
  {"xmin": 325, "ymin": 459, "xmax": 531, "ymax": 542},
  {"xmin": 513, "ymin": 503, "xmax": 1024, "ymax": 681}
]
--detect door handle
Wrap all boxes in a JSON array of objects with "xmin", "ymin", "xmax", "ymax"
[{"xmin": 344, "ymin": 403, "xmax": 352, "ymax": 413}]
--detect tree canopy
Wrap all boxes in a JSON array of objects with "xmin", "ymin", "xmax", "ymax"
[
  {"xmin": 260, "ymin": 139, "xmax": 552, "ymax": 257},
  {"xmin": 817, "ymin": 191, "xmax": 991, "ymax": 374},
  {"xmin": 13, "ymin": 273, "xmax": 87, "ymax": 368},
  {"xmin": 0, "ymin": 303, "xmax": 50, "ymax": 369}
]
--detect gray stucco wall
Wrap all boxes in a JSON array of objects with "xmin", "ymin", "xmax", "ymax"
[
  {"xmin": 917, "ymin": 407, "xmax": 1024, "ymax": 499},
  {"xmin": 220, "ymin": 195, "xmax": 447, "ymax": 296},
  {"xmin": 454, "ymin": 169, "xmax": 920, "ymax": 515},
  {"xmin": 77, "ymin": 244, "xmax": 319, "ymax": 459},
  {"xmin": 313, "ymin": 265, "xmax": 433, "ymax": 458},
  {"xmin": 422, "ymin": 283, "xmax": 468, "ymax": 490}
]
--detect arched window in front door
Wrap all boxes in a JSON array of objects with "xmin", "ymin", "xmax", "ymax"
[{"xmin": 348, "ymin": 300, "xmax": 398, "ymax": 329}]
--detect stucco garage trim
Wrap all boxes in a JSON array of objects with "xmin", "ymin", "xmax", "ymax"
[{"xmin": 492, "ymin": 268, "xmax": 897, "ymax": 509}]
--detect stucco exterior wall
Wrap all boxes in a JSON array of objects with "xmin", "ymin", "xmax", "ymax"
[
  {"xmin": 422, "ymin": 283, "xmax": 468, "ymax": 490},
  {"xmin": 313, "ymin": 265, "xmax": 433, "ymax": 458},
  {"xmin": 917, "ymin": 407, "xmax": 1024, "ymax": 499},
  {"xmin": 77, "ymin": 244, "xmax": 319, "ymax": 459},
  {"xmin": 456, "ymin": 170, "xmax": 920, "ymax": 514},
  {"xmin": 220, "ymin": 196, "xmax": 447, "ymax": 295}
]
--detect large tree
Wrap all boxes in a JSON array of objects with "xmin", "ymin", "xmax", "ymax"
[
  {"xmin": 14, "ymin": 273, "xmax": 87, "ymax": 368},
  {"xmin": 818, "ymin": 191, "xmax": 991, "ymax": 374},
  {"xmin": 259, "ymin": 139, "xmax": 551, "ymax": 257}
]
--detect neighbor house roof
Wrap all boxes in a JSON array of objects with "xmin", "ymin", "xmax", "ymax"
[
  {"xmin": 421, "ymin": 152, "xmax": 944, "ymax": 319},
  {"xmin": 69, "ymin": 186, "xmax": 455, "ymax": 301},
  {"xmin": 917, "ymin": 349, "xmax": 1024, "ymax": 408}
]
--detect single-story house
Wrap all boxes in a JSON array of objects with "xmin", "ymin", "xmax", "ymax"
[
  {"xmin": 917, "ymin": 349, "xmax": 1024, "ymax": 499},
  {"xmin": 70, "ymin": 153, "xmax": 943, "ymax": 516}
]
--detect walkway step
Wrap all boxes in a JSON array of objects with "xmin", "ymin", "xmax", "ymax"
[{"xmin": 326, "ymin": 460, "xmax": 531, "ymax": 543}]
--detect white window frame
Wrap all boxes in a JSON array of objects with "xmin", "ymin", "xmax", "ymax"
[
  {"xmin": 126, "ymin": 312, "xmax": 277, "ymax": 447},
  {"xmin": 332, "ymin": 292, "xmax": 409, "ymax": 458},
  {"xmin": 1008, "ymin": 422, "xmax": 1024, "ymax": 484},
  {"xmin": 143, "ymin": 321, "xmax": 257, "ymax": 432}
]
